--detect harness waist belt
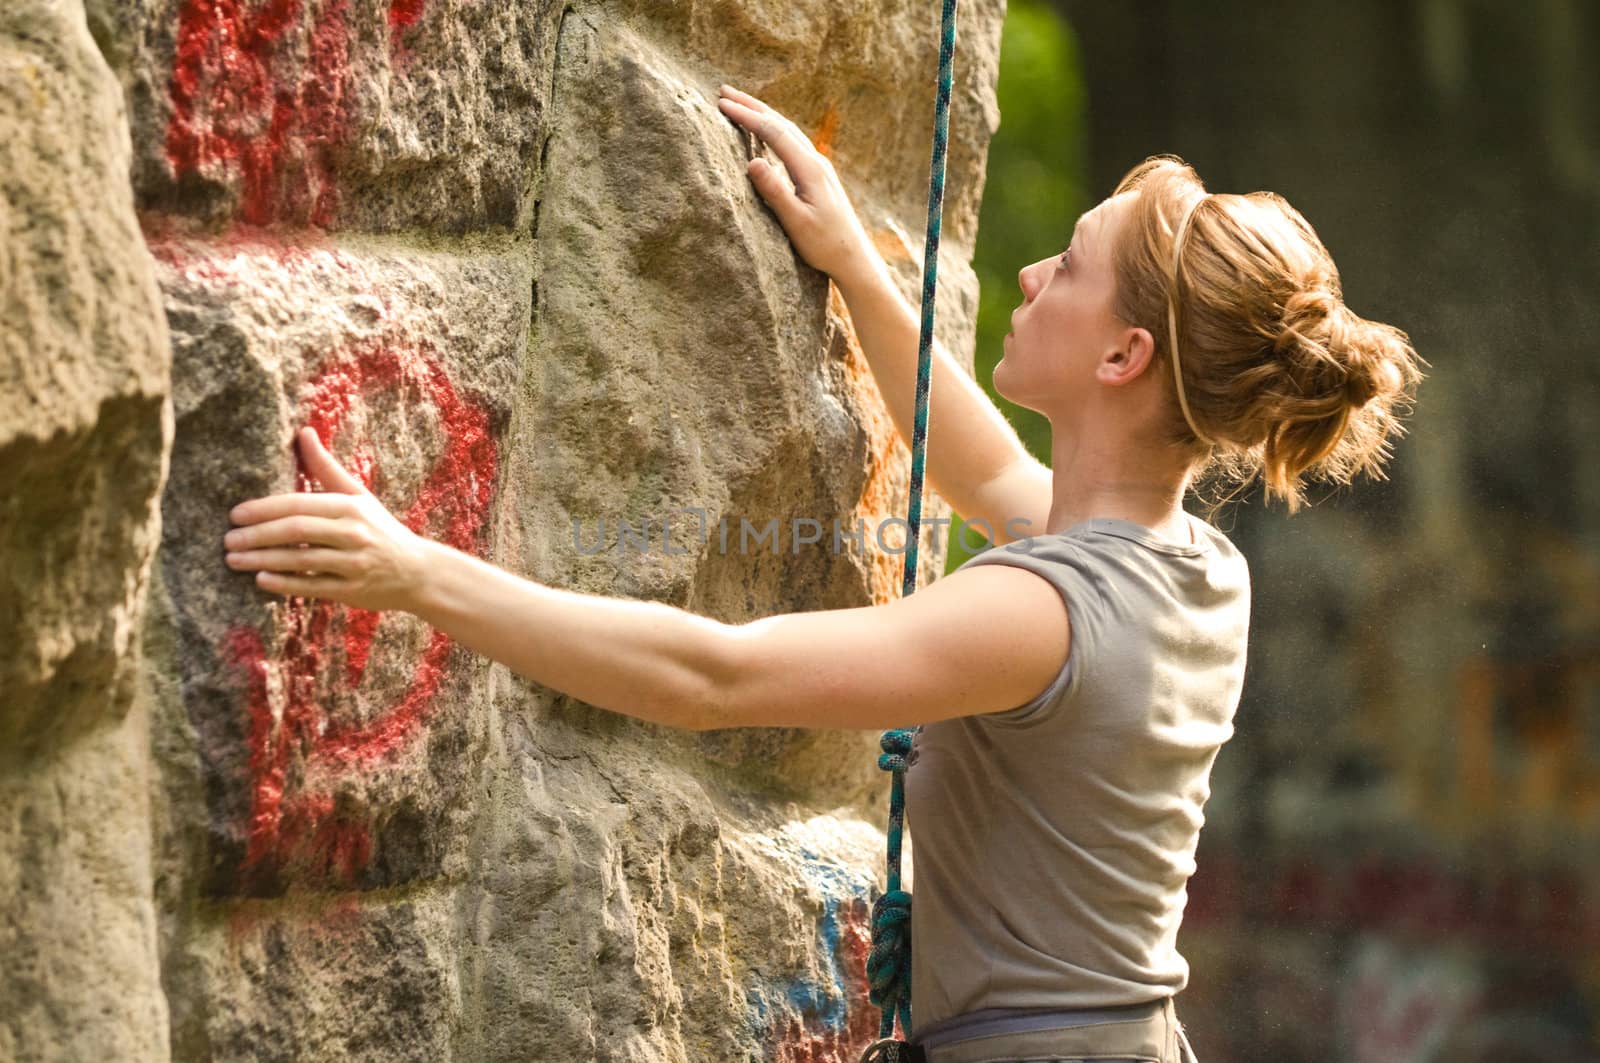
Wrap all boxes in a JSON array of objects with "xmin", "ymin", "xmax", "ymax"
[
  {"xmin": 913, "ymin": 999, "xmax": 1165, "ymax": 1049},
  {"xmin": 909, "ymin": 997, "xmax": 1189, "ymax": 1063}
]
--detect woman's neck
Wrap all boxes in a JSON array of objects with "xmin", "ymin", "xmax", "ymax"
[{"xmin": 1045, "ymin": 431, "xmax": 1194, "ymax": 541}]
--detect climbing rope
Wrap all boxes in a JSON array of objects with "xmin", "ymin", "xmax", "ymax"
[{"xmin": 863, "ymin": 0, "xmax": 959, "ymax": 1055}]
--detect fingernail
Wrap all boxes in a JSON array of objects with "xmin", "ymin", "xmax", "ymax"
[{"xmin": 719, "ymin": 83, "xmax": 731, "ymax": 93}]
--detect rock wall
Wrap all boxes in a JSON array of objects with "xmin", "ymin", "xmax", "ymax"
[
  {"xmin": 2, "ymin": 1, "xmax": 1004, "ymax": 1059},
  {"xmin": 0, "ymin": 0, "xmax": 174, "ymax": 1059}
]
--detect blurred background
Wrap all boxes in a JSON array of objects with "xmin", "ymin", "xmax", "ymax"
[{"xmin": 946, "ymin": 2, "xmax": 1600, "ymax": 1059}]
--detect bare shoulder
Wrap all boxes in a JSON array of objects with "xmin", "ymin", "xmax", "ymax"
[
  {"xmin": 903, "ymin": 562, "xmax": 1072, "ymax": 713},
  {"xmin": 924, "ymin": 562, "xmax": 1071, "ymax": 651}
]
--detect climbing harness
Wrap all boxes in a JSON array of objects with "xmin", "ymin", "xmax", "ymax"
[
  {"xmin": 858, "ymin": 0, "xmax": 958, "ymax": 1059},
  {"xmin": 896, "ymin": 999, "xmax": 1200, "ymax": 1063}
]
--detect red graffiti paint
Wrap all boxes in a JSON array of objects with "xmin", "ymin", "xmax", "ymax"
[
  {"xmin": 164, "ymin": 0, "xmax": 425, "ymax": 227},
  {"xmin": 389, "ymin": 0, "xmax": 425, "ymax": 31},
  {"xmin": 165, "ymin": 0, "xmax": 349, "ymax": 226},
  {"xmin": 771, "ymin": 895, "xmax": 879, "ymax": 1063},
  {"xmin": 223, "ymin": 343, "xmax": 495, "ymax": 889}
]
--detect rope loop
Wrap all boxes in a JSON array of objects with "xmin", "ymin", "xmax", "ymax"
[{"xmin": 878, "ymin": 728, "xmax": 916, "ymax": 773}]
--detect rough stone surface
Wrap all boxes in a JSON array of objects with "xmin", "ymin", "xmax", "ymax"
[
  {"xmin": 88, "ymin": 0, "xmax": 562, "ymax": 232},
  {"xmin": 0, "ymin": 1, "xmax": 173, "ymax": 1060},
  {"xmin": 4, "ymin": 0, "xmax": 1004, "ymax": 1059},
  {"xmin": 144, "ymin": 232, "xmax": 525, "ymax": 902}
]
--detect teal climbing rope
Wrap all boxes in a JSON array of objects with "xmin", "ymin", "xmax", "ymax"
[{"xmin": 865, "ymin": 0, "xmax": 959, "ymax": 1052}]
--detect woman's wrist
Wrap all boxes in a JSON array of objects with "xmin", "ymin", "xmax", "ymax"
[
  {"xmin": 404, "ymin": 536, "xmax": 470, "ymax": 621},
  {"xmin": 830, "ymin": 246, "xmax": 892, "ymax": 302}
]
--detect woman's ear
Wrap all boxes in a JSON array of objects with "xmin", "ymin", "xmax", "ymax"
[{"xmin": 1101, "ymin": 325, "xmax": 1157, "ymax": 386}]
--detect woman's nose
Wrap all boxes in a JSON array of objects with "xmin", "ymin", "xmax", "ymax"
[{"xmin": 1017, "ymin": 259, "xmax": 1045, "ymax": 302}]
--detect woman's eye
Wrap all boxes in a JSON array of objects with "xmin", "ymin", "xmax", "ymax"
[{"xmin": 1058, "ymin": 248, "xmax": 1072, "ymax": 270}]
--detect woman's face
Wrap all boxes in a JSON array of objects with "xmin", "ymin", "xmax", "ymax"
[{"xmin": 994, "ymin": 192, "xmax": 1136, "ymax": 415}]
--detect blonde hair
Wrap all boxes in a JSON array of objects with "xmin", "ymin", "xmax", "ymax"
[{"xmin": 1108, "ymin": 155, "xmax": 1427, "ymax": 517}]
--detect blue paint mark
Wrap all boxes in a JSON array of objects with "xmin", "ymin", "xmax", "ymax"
[
  {"xmin": 797, "ymin": 847, "xmax": 873, "ymax": 1029},
  {"xmin": 787, "ymin": 977, "xmax": 831, "ymax": 1016},
  {"xmin": 748, "ymin": 837, "xmax": 878, "ymax": 1056},
  {"xmin": 745, "ymin": 984, "xmax": 774, "ymax": 1042}
]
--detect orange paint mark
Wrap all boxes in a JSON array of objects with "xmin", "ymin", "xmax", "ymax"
[
  {"xmin": 811, "ymin": 102, "xmax": 841, "ymax": 160},
  {"xmin": 830, "ymin": 281, "xmax": 908, "ymax": 606},
  {"xmin": 868, "ymin": 227, "xmax": 916, "ymax": 264}
]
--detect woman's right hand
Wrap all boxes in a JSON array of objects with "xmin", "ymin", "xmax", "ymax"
[{"xmin": 716, "ymin": 84, "xmax": 876, "ymax": 283}]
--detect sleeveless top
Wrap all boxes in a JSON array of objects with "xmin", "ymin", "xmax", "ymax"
[{"xmin": 902, "ymin": 513, "xmax": 1251, "ymax": 1037}]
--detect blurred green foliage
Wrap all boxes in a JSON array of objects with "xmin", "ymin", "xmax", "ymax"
[{"xmin": 945, "ymin": 0, "xmax": 1089, "ymax": 573}]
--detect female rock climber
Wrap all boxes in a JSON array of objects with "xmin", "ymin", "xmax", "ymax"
[{"xmin": 223, "ymin": 84, "xmax": 1423, "ymax": 1063}]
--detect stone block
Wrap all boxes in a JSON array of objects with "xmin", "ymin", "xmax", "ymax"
[{"xmin": 0, "ymin": 0, "xmax": 173, "ymax": 1058}]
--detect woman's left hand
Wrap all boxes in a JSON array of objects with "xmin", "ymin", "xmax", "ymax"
[{"xmin": 224, "ymin": 426, "xmax": 432, "ymax": 612}]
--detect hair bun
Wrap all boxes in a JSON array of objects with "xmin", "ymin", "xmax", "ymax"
[
  {"xmin": 1343, "ymin": 315, "xmax": 1413, "ymax": 409},
  {"xmin": 1273, "ymin": 287, "xmax": 1401, "ymax": 410},
  {"xmin": 1340, "ymin": 329, "xmax": 1380, "ymax": 407},
  {"xmin": 1282, "ymin": 286, "xmax": 1340, "ymax": 322},
  {"xmin": 1273, "ymin": 286, "xmax": 1352, "ymax": 395}
]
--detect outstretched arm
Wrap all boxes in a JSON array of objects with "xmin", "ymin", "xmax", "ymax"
[
  {"xmin": 403, "ymin": 531, "xmax": 1066, "ymax": 732},
  {"xmin": 224, "ymin": 428, "xmax": 1070, "ymax": 732},
  {"xmin": 717, "ymin": 84, "xmax": 1051, "ymax": 545}
]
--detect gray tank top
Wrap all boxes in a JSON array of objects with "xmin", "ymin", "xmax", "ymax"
[{"xmin": 903, "ymin": 513, "xmax": 1251, "ymax": 1036}]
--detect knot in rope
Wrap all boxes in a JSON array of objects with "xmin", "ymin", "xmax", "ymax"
[
  {"xmin": 867, "ymin": 887, "xmax": 913, "ymax": 1014},
  {"xmin": 877, "ymin": 728, "xmax": 916, "ymax": 773},
  {"xmin": 869, "ymin": 725, "xmax": 915, "ymax": 1039}
]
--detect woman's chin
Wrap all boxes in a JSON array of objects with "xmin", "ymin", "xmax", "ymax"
[
  {"xmin": 992, "ymin": 362, "xmax": 1010, "ymax": 400},
  {"xmin": 993, "ymin": 369, "xmax": 1042, "ymax": 414},
  {"xmin": 993, "ymin": 353, "xmax": 1018, "ymax": 400}
]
